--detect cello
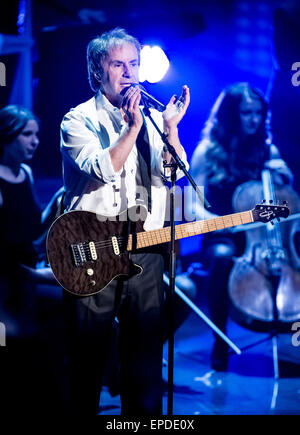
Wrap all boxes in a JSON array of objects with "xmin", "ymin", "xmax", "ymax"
[{"xmin": 228, "ymin": 163, "xmax": 300, "ymax": 331}]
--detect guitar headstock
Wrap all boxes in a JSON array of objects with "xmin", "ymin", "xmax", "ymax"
[{"xmin": 252, "ymin": 201, "xmax": 290, "ymax": 224}]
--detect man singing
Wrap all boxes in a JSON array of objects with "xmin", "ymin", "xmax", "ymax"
[{"xmin": 60, "ymin": 27, "xmax": 190, "ymax": 415}]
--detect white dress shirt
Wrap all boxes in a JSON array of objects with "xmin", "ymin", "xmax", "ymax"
[{"xmin": 61, "ymin": 91, "xmax": 188, "ymax": 231}]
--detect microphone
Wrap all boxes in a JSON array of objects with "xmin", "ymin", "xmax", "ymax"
[
  {"xmin": 133, "ymin": 83, "xmax": 166, "ymax": 112},
  {"xmin": 121, "ymin": 83, "xmax": 185, "ymax": 113}
]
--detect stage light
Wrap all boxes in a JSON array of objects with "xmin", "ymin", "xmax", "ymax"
[{"xmin": 139, "ymin": 45, "xmax": 170, "ymax": 83}]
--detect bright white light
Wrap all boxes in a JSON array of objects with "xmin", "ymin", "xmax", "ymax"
[{"xmin": 139, "ymin": 45, "xmax": 170, "ymax": 83}]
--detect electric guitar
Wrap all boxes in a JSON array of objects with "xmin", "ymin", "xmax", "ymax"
[{"xmin": 46, "ymin": 203, "xmax": 289, "ymax": 296}]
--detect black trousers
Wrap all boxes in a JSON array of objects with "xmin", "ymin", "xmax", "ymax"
[{"xmin": 63, "ymin": 252, "xmax": 165, "ymax": 416}]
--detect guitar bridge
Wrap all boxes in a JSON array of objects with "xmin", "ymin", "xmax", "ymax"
[{"xmin": 70, "ymin": 241, "xmax": 97, "ymax": 267}]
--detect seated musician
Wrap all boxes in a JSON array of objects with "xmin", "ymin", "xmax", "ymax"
[{"xmin": 190, "ymin": 82, "xmax": 293, "ymax": 370}]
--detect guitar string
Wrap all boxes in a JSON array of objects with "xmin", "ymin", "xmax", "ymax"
[
  {"xmin": 85, "ymin": 223, "xmax": 215, "ymax": 251},
  {"xmin": 70, "ymin": 209, "xmax": 283, "ymax": 255},
  {"xmin": 83, "ymin": 233, "xmax": 158, "ymax": 250},
  {"xmin": 81, "ymin": 213, "xmax": 246, "ymax": 250},
  {"xmin": 87, "ymin": 213, "xmax": 245, "ymax": 250}
]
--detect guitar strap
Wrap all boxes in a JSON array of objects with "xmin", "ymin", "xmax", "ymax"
[
  {"xmin": 136, "ymin": 116, "xmax": 152, "ymax": 213},
  {"xmin": 55, "ymin": 190, "xmax": 66, "ymax": 219}
]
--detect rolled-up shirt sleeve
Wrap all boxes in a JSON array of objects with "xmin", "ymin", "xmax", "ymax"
[{"xmin": 61, "ymin": 110, "xmax": 122, "ymax": 184}]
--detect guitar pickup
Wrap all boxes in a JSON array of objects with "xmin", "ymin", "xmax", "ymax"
[
  {"xmin": 89, "ymin": 241, "xmax": 97, "ymax": 260},
  {"xmin": 111, "ymin": 236, "xmax": 120, "ymax": 255},
  {"xmin": 71, "ymin": 241, "xmax": 97, "ymax": 267}
]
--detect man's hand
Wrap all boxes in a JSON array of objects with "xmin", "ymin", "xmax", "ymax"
[
  {"xmin": 121, "ymin": 86, "xmax": 143, "ymax": 129},
  {"xmin": 161, "ymin": 85, "xmax": 190, "ymax": 164},
  {"xmin": 163, "ymin": 85, "xmax": 190, "ymax": 132},
  {"xmin": 110, "ymin": 86, "xmax": 143, "ymax": 172}
]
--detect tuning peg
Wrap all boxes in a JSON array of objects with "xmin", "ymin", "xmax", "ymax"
[
  {"xmin": 270, "ymin": 220, "xmax": 275, "ymax": 225},
  {"xmin": 269, "ymin": 199, "xmax": 273, "ymax": 204},
  {"xmin": 262, "ymin": 199, "xmax": 266, "ymax": 203},
  {"xmin": 283, "ymin": 200, "xmax": 288, "ymax": 205},
  {"xmin": 277, "ymin": 217, "xmax": 281, "ymax": 222}
]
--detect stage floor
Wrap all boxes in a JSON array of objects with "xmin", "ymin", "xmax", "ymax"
[{"xmin": 99, "ymin": 308, "xmax": 300, "ymax": 415}]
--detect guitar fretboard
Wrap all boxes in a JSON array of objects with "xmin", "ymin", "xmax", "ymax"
[{"xmin": 126, "ymin": 210, "xmax": 253, "ymax": 251}]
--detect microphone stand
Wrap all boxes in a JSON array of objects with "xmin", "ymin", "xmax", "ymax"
[
  {"xmin": 141, "ymin": 96, "xmax": 240, "ymax": 415},
  {"xmin": 141, "ymin": 103, "xmax": 209, "ymax": 210},
  {"xmin": 163, "ymin": 159, "xmax": 177, "ymax": 416},
  {"xmin": 141, "ymin": 99, "xmax": 210, "ymax": 416}
]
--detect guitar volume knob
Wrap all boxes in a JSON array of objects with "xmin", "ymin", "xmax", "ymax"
[{"xmin": 87, "ymin": 268, "xmax": 94, "ymax": 276}]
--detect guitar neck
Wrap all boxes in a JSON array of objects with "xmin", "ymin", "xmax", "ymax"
[{"xmin": 126, "ymin": 210, "xmax": 254, "ymax": 251}]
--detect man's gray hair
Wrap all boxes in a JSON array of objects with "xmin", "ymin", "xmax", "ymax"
[{"xmin": 87, "ymin": 27, "xmax": 141, "ymax": 92}]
